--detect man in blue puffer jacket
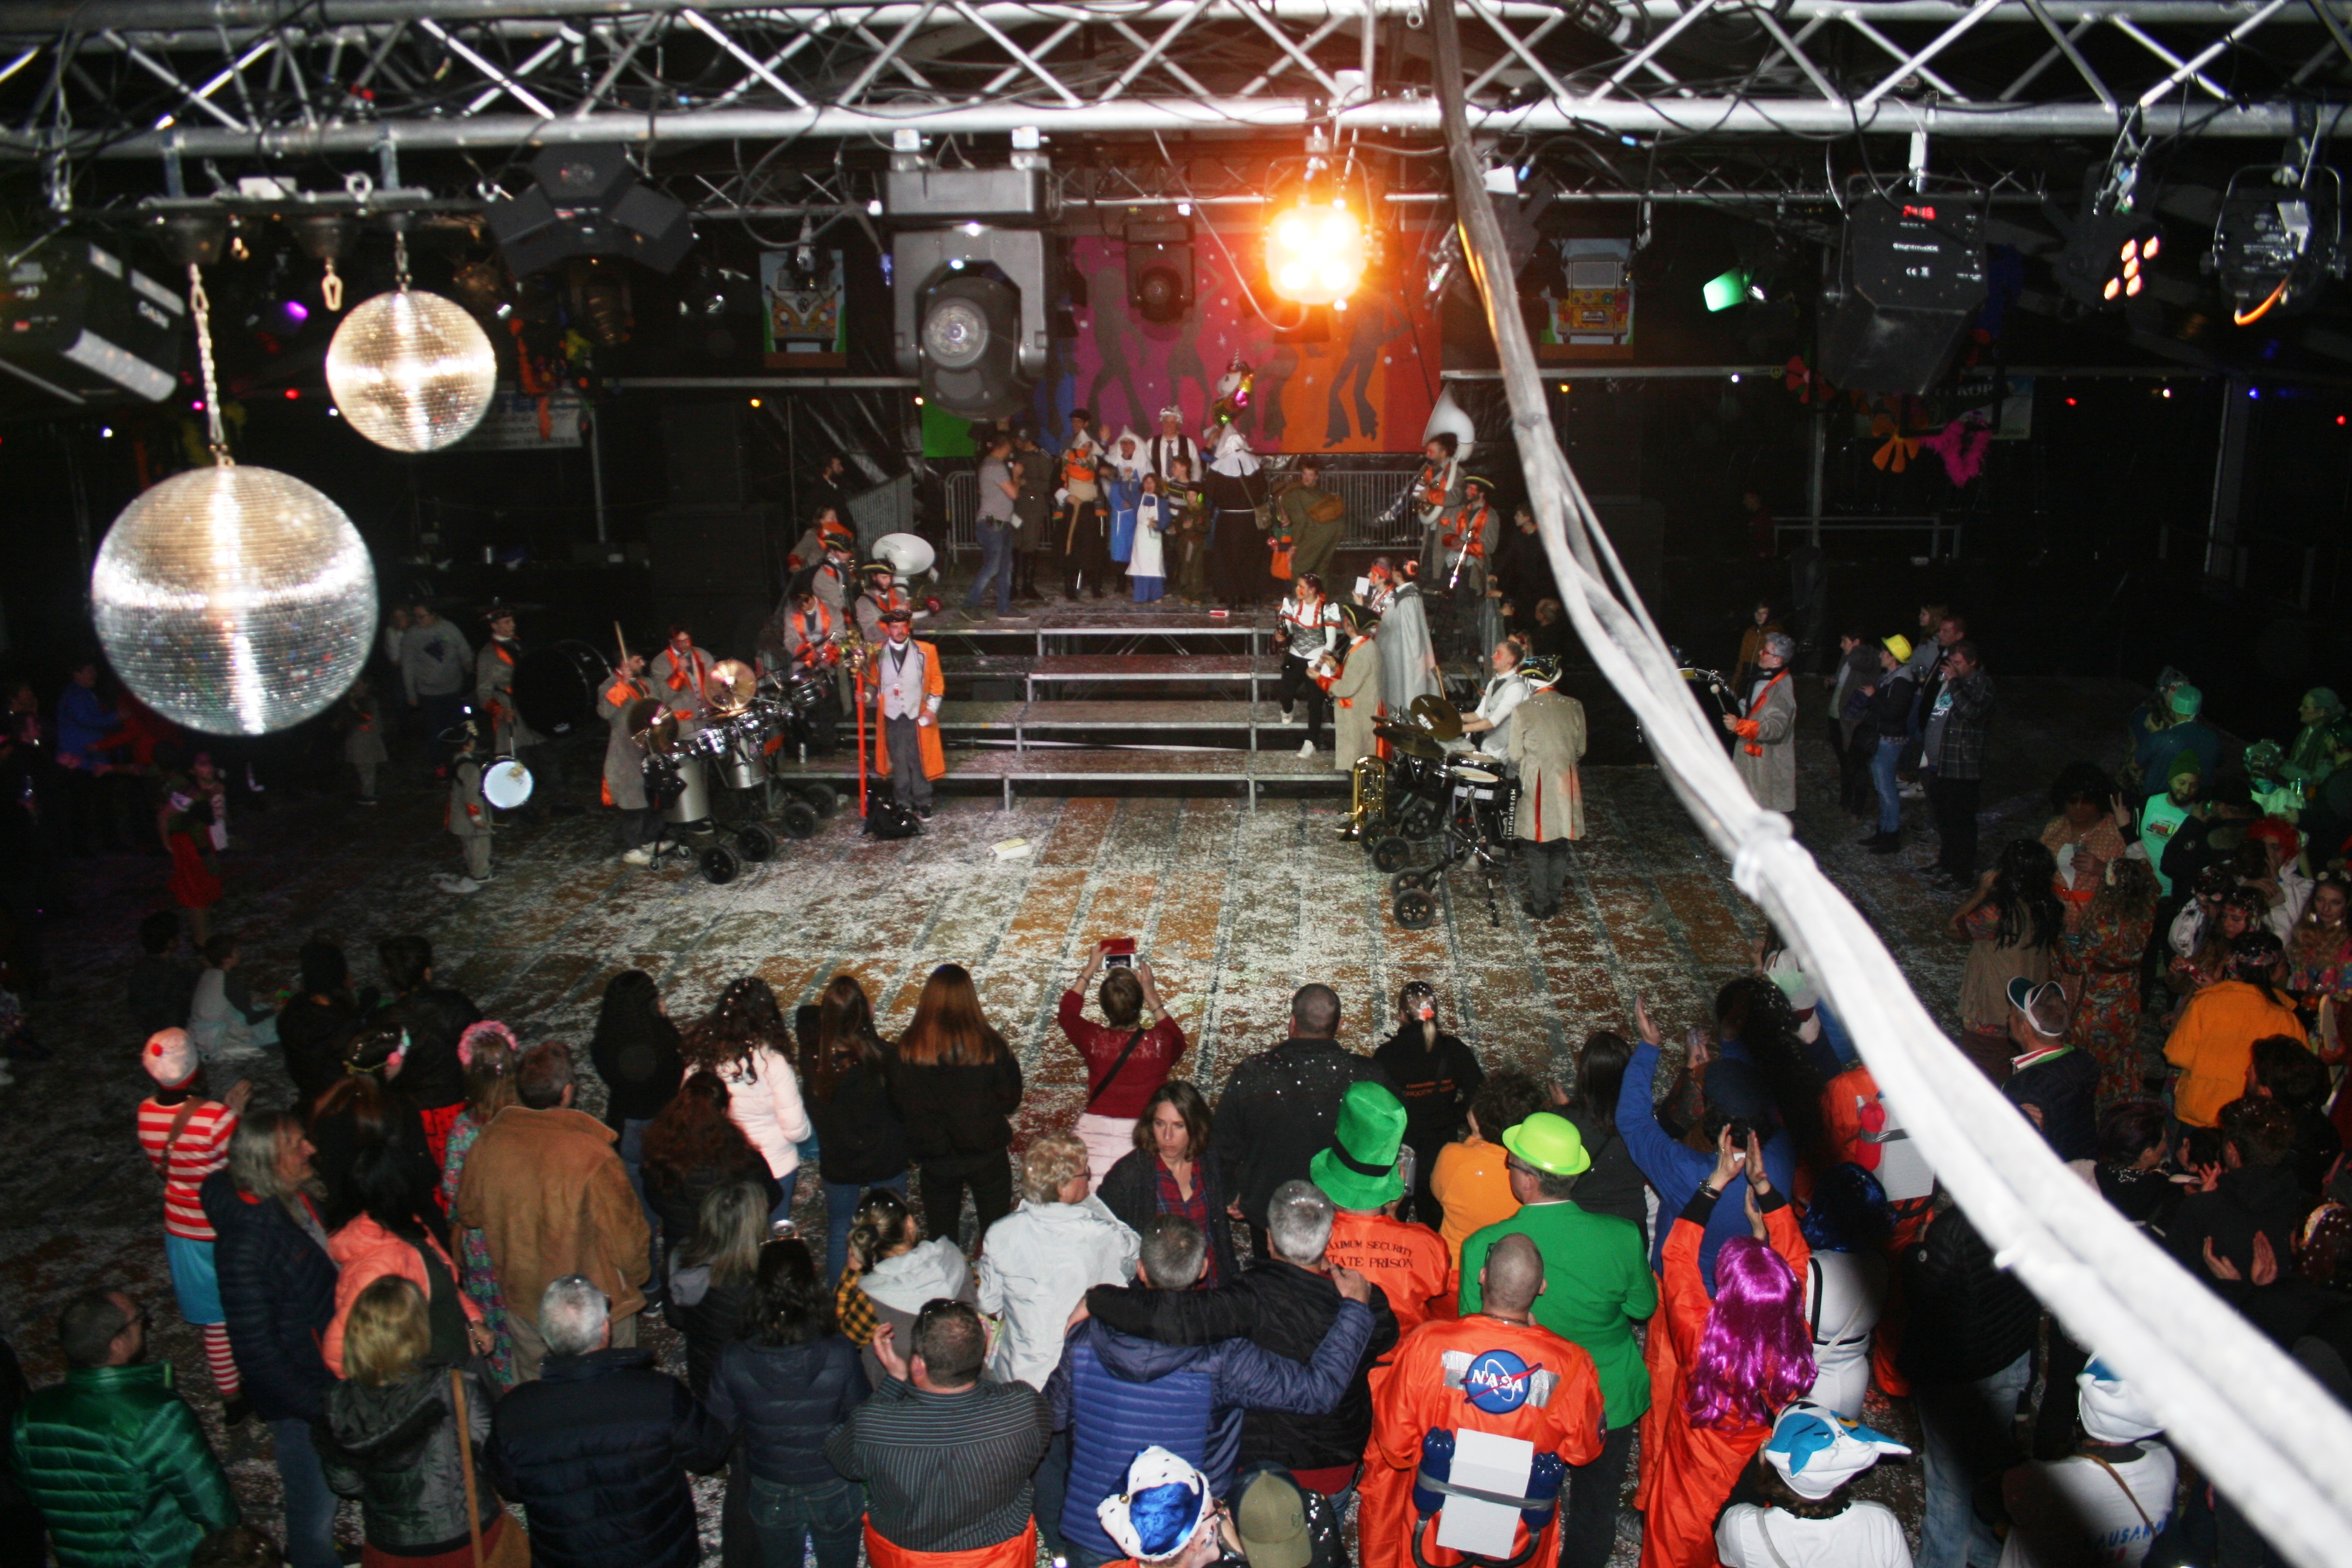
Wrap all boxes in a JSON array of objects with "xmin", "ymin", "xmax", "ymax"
[{"xmin": 1046, "ymin": 1215, "xmax": 1377, "ymax": 1568}]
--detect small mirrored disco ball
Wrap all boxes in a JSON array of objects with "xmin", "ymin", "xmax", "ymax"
[
  {"xmin": 325, "ymin": 289, "xmax": 498, "ymax": 453},
  {"xmin": 91, "ymin": 465, "xmax": 379, "ymax": 736}
]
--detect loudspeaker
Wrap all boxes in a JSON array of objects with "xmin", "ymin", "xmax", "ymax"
[
  {"xmin": 661, "ymin": 405, "xmax": 744, "ymax": 505},
  {"xmin": 484, "ymin": 143, "xmax": 697, "ymax": 278},
  {"xmin": 1818, "ymin": 192, "xmax": 1986, "ymax": 395}
]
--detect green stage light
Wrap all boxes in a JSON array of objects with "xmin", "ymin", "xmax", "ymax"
[{"xmin": 1702, "ymin": 267, "xmax": 1751, "ymax": 313}]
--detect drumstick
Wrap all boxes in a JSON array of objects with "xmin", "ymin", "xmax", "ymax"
[{"xmin": 614, "ymin": 621, "xmax": 632, "ymax": 670}]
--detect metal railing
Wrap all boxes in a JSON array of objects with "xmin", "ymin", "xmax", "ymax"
[
  {"xmin": 1772, "ymin": 515, "xmax": 1965, "ymax": 558},
  {"xmin": 942, "ymin": 465, "xmax": 1425, "ymax": 552}
]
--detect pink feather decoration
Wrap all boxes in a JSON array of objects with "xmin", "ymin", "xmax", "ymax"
[{"xmin": 1921, "ymin": 412, "xmax": 1994, "ymax": 486}]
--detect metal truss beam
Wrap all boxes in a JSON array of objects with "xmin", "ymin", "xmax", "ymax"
[{"xmin": 0, "ymin": 0, "xmax": 2342, "ymax": 169}]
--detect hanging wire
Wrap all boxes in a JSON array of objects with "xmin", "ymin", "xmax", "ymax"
[
  {"xmin": 393, "ymin": 228, "xmax": 412, "ymax": 292},
  {"xmin": 187, "ymin": 262, "xmax": 230, "ymax": 466}
]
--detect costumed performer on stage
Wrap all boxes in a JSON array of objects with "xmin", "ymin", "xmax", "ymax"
[
  {"xmin": 600, "ymin": 651, "xmax": 661, "ymax": 864},
  {"xmin": 1368, "ymin": 560, "xmax": 1443, "ymax": 714},
  {"xmin": 1457, "ymin": 638, "xmax": 1534, "ymax": 757},
  {"xmin": 650, "ymin": 625, "xmax": 718, "ymax": 736},
  {"xmin": 1148, "ymin": 405, "xmax": 1200, "ymax": 483},
  {"xmin": 476, "ymin": 603, "xmax": 567, "ymax": 818},
  {"xmin": 1275, "ymin": 573, "xmax": 1344, "ymax": 758},
  {"xmin": 1106, "ymin": 430, "xmax": 1146, "ymax": 566},
  {"xmin": 1507, "ymin": 653, "xmax": 1587, "ymax": 921},
  {"xmin": 1062, "ymin": 407, "xmax": 1111, "ymax": 599},
  {"xmin": 870, "ymin": 607, "xmax": 945, "ymax": 825},
  {"xmin": 856, "ymin": 561, "xmax": 914, "ymax": 646},
  {"xmin": 1330, "ymin": 603, "xmax": 1383, "ymax": 773},
  {"xmin": 1443, "ymin": 475, "xmax": 1503, "ymax": 661},
  {"xmin": 1413, "ymin": 433, "xmax": 1463, "ymax": 581},
  {"xmin": 1128, "ymin": 472, "xmax": 1169, "ymax": 604}
]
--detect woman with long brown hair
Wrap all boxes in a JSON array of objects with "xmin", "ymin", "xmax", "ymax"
[
  {"xmin": 889, "ymin": 962, "xmax": 1023, "ymax": 1241},
  {"xmin": 797, "ymin": 975, "xmax": 908, "ymax": 1286},
  {"xmin": 681, "ymin": 976, "xmax": 811, "ymax": 1226},
  {"xmin": 641, "ymin": 1071, "xmax": 783, "ymax": 1254}
]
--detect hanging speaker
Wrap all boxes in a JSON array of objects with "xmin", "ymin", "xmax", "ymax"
[{"xmin": 1818, "ymin": 190, "xmax": 1985, "ymax": 396}]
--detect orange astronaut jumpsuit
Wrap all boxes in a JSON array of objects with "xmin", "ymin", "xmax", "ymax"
[
  {"xmin": 1362, "ymin": 1314, "xmax": 1604, "ymax": 1568},
  {"xmin": 1634, "ymin": 1188, "xmax": 1810, "ymax": 1568}
]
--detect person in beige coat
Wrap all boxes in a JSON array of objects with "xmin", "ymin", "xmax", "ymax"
[
  {"xmin": 1507, "ymin": 654, "xmax": 1587, "ymax": 921},
  {"xmin": 1330, "ymin": 604, "xmax": 1385, "ymax": 772},
  {"xmin": 454, "ymin": 1041, "xmax": 651, "ymax": 1380},
  {"xmin": 1727, "ymin": 629, "xmax": 1800, "ymax": 812}
]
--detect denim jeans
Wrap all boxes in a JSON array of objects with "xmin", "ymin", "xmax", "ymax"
[
  {"xmin": 771, "ymin": 1167, "xmax": 800, "ymax": 1228},
  {"xmin": 273, "ymin": 1416, "xmax": 340, "ymax": 1568},
  {"xmin": 966, "ymin": 520, "xmax": 1016, "ymax": 615},
  {"xmin": 825, "ymin": 1172, "xmax": 908, "ymax": 1287},
  {"xmin": 1914, "ymin": 1349, "xmax": 2031, "ymax": 1568},
  {"xmin": 618, "ymin": 1117, "xmax": 661, "ymax": 1288},
  {"xmin": 1872, "ymin": 734, "xmax": 1907, "ymax": 834},
  {"xmin": 743, "ymin": 1473, "xmax": 863, "ymax": 1568}
]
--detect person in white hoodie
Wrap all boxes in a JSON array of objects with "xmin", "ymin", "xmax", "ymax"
[
  {"xmin": 976, "ymin": 1129, "xmax": 1139, "ymax": 1391},
  {"xmin": 843, "ymin": 1187, "xmax": 979, "ymax": 1390},
  {"xmin": 1717, "ymin": 1402, "xmax": 1914, "ymax": 1568},
  {"xmin": 684, "ymin": 978, "xmax": 813, "ymax": 1225}
]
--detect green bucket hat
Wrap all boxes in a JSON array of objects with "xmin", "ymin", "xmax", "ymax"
[
  {"xmin": 1309, "ymin": 1082, "xmax": 1408, "ymax": 1210},
  {"xmin": 1500, "ymin": 1111, "xmax": 1592, "ymax": 1178}
]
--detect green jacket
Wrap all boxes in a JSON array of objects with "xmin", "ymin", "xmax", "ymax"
[
  {"xmin": 10, "ymin": 1361, "xmax": 237, "ymax": 1568},
  {"xmin": 1459, "ymin": 1200, "xmax": 1657, "ymax": 1429}
]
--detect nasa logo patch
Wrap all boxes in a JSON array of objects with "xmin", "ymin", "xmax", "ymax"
[{"xmin": 1462, "ymin": 1348, "xmax": 1541, "ymax": 1415}]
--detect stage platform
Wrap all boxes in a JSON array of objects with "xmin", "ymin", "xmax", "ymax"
[{"xmin": 774, "ymin": 740, "xmax": 1342, "ymax": 808}]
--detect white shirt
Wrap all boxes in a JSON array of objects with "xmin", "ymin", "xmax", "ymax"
[
  {"xmin": 976, "ymin": 1195, "xmax": 1139, "ymax": 1390},
  {"xmin": 1997, "ymin": 1444, "xmax": 2176, "ymax": 1568},
  {"xmin": 1474, "ymin": 670, "xmax": 1532, "ymax": 754},
  {"xmin": 1280, "ymin": 595, "xmax": 1341, "ymax": 662},
  {"xmin": 1718, "ymin": 1502, "xmax": 1912, "ymax": 1568},
  {"xmin": 875, "ymin": 639, "xmax": 936, "ymax": 722},
  {"xmin": 715, "ymin": 1045, "xmax": 812, "ymax": 1181},
  {"xmin": 1148, "ymin": 432, "xmax": 1200, "ymax": 482}
]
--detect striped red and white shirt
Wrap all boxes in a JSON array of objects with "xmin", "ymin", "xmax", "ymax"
[{"xmin": 137, "ymin": 1096, "xmax": 239, "ymax": 1241}]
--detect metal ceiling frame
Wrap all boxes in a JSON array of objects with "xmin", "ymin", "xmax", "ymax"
[{"xmin": 0, "ymin": 0, "xmax": 2344, "ymax": 175}]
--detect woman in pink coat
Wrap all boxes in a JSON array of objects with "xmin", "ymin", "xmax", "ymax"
[{"xmin": 684, "ymin": 977, "xmax": 814, "ymax": 1225}]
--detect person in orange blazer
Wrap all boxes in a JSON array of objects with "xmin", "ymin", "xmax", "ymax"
[
  {"xmin": 1362, "ymin": 1233, "xmax": 1604, "ymax": 1568},
  {"xmin": 869, "ymin": 607, "xmax": 946, "ymax": 818}
]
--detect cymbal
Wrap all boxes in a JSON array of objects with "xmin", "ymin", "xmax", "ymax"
[
  {"xmin": 708, "ymin": 659, "xmax": 757, "ymax": 717},
  {"xmin": 627, "ymin": 698, "xmax": 681, "ymax": 756},
  {"xmin": 1375, "ymin": 723, "xmax": 1443, "ymax": 760},
  {"xmin": 1410, "ymin": 694, "xmax": 1464, "ymax": 741}
]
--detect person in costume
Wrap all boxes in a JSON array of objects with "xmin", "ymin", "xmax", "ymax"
[
  {"xmin": 1312, "ymin": 1083, "xmax": 1452, "ymax": 1335},
  {"xmin": 1441, "ymin": 475, "xmax": 1501, "ymax": 661},
  {"xmin": 1281, "ymin": 460, "xmax": 1348, "ymax": 585},
  {"xmin": 1128, "ymin": 474, "xmax": 1170, "ymax": 605},
  {"xmin": 1014, "ymin": 423, "xmax": 1057, "ymax": 602},
  {"xmin": 440, "ymin": 718, "xmax": 495, "ymax": 893},
  {"xmin": 856, "ymin": 561, "xmax": 915, "ymax": 646},
  {"xmin": 1715, "ymin": 1403, "xmax": 1913, "ymax": 1567},
  {"xmin": 1204, "ymin": 370, "xmax": 1272, "ymax": 606},
  {"xmin": 787, "ymin": 505, "xmax": 859, "ymax": 578},
  {"xmin": 1106, "ymin": 430, "xmax": 1147, "ymax": 566},
  {"xmin": 1062, "ymin": 407, "xmax": 1111, "ymax": 599},
  {"xmin": 1508, "ymin": 655, "xmax": 1588, "ymax": 921},
  {"xmin": 1361, "ymin": 1232, "xmax": 1606, "ymax": 1568},
  {"xmin": 475, "ymin": 603, "xmax": 555, "ymax": 818},
  {"xmin": 1457, "ymin": 639, "xmax": 1532, "ymax": 757},
  {"xmin": 1167, "ymin": 457, "xmax": 1211, "ymax": 604},
  {"xmin": 809, "ymin": 538, "xmax": 857, "ymax": 617},
  {"xmin": 599, "ymin": 650, "xmax": 660, "ymax": 864},
  {"xmin": 1330, "ymin": 604, "xmax": 1383, "ymax": 773},
  {"xmin": 158, "ymin": 752, "xmax": 226, "ymax": 945},
  {"xmin": 870, "ymin": 607, "xmax": 945, "ymax": 823},
  {"xmin": 1275, "ymin": 574, "xmax": 1343, "ymax": 758},
  {"xmin": 1148, "ymin": 405, "xmax": 1201, "ymax": 484},
  {"xmin": 1635, "ymin": 1129, "xmax": 1814, "ymax": 1568},
  {"xmin": 1728, "ymin": 631, "xmax": 1799, "ymax": 814},
  {"xmin": 1412, "ymin": 433, "xmax": 1463, "ymax": 580},
  {"xmin": 773, "ymin": 586, "xmax": 845, "ymax": 752},
  {"xmin": 650, "ymin": 625, "xmax": 717, "ymax": 736},
  {"xmin": 1096, "ymin": 1448, "xmax": 1226, "ymax": 1568},
  {"xmin": 1374, "ymin": 561, "xmax": 1443, "ymax": 714}
]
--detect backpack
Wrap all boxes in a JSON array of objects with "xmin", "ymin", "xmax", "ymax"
[{"xmin": 864, "ymin": 795, "xmax": 922, "ymax": 840}]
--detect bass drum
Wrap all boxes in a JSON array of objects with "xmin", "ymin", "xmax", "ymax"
[
  {"xmin": 662, "ymin": 753, "xmax": 713, "ymax": 826},
  {"xmin": 512, "ymin": 639, "xmax": 611, "ymax": 737}
]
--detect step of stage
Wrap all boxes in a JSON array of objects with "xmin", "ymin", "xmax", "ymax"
[
  {"xmin": 924, "ymin": 609, "xmax": 1272, "ymax": 656},
  {"xmin": 936, "ymin": 699, "xmax": 1284, "ymax": 741},
  {"xmin": 770, "ymin": 745, "xmax": 1344, "ymax": 809},
  {"xmin": 1021, "ymin": 655, "xmax": 1263, "ymax": 702}
]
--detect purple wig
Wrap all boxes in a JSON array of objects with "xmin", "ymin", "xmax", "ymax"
[{"xmin": 1685, "ymin": 1237, "xmax": 1816, "ymax": 1430}]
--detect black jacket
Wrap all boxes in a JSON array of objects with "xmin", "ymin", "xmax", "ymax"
[
  {"xmin": 891, "ymin": 1051, "xmax": 1023, "ymax": 1160},
  {"xmin": 382, "ymin": 985, "xmax": 483, "ymax": 1112},
  {"xmin": 2168, "ymin": 1163, "xmax": 2317, "ymax": 1284},
  {"xmin": 664, "ymin": 1258, "xmax": 758, "ymax": 1402},
  {"xmin": 2002, "ymin": 1048, "xmax": 2100, "ymax": 1163},
  {"xmin": 1085, "ymin": 1258, "xmax": 1399, "ymax": 1473},
  {"xmin": 1897, "ymin": 1205, "xmax": 2039, "ymax": 1386},
  {"xmin": 277, "ymin": 993, "xmax": 362, "ymax": 1104},
  {"xmin": 645, "ymin": 1152, "xmax": 782, "ymax": 1262},
  {"xmin": 807, "ymin": 1051, "xmax": 909, "ymax": 1186},
  {"xmin": 1098, "ymin": 1146, "xmax": 1242, "ymax": 1289},
  {"xmin": 317, "ymin": 1363, "xmax": 497, "ymax": 1557},
  {"xmin": 201, "ymin": 1169, "xmax": 338, "ymax": 1423},
  {"xmin": 589, "ymin": 1014, "xmax": 685, "ymax": 1128},
  {"xmin": 1555, "ymin": 1108, "xmax": 1648, "ymax": 1230},
  {"xmin": 486, "ymin": 1347, "xmax": 729, "ymax": 1568},
  {"xmin": 705, "ymin": 1336, "xmax": 869, "ymax": 1488},
  {"xmin": 1370, "ymin": 1028, "xmax": 1483, "ymax": 1152},
  {"xmin": 1861, "ymin": 672, "xmax": 1916, "ymax": 742},
  {"xmin": 1215, "ymin": 1039, "xmax": 1392, "ymax": 1228}
]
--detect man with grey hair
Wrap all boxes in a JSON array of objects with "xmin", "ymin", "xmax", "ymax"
[
  {"xmin": 486, "ymin": 1275, "xmax": 727, "ymax": 1568},
  {"xmin": 1085, "ymin": 1180, "xmax": 1399, "ymax": 1506},
  {"xmin": 1217, "ymin": 984, "xmax": 1392, "ymax": 1248},
  {"xmin": 1048, "ymin": 1215, "xmax": 1376, "ymax": 1564},
  {"xmin": 1726, "ymin": 629, "xmax": 1798, "ymax": 812}
]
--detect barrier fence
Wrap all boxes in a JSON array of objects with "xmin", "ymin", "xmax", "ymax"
[{"xmin": 941, "ymin": 466, "xmax": 1425, "ymax": 552}]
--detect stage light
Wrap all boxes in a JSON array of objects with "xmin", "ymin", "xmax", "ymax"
[
  {"xmin": 325, "ymin": 258, "xmax": 498, "ymax": 453},
  {"xmin": 1702, "ymin": 267, "xmax": 1750, "ymax": 313},
  {"xmin": 2213, "ymin": 165, "xmax": 2345, "ymax": 323},
  {"xmin": 1265, "ymin": 197, "xmax": 1366, "ymax": 305},
  {"xmin": 100, "ymin": 425, "xmax": 113, "ymax": 437},
  {"xmin": 748, "ymin": 397, "xmax": 762, "ymax": 408},
  {"xmin": 1125, "ymin": 218, "xmax": 1194, "ymax": 325},
  {"xmin": 284, "ymin": 388, "xmax": 299, "ymax": 400}
]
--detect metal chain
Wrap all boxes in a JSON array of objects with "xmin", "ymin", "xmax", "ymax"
[
  {"xmin": 187, "ymin": 261, "xmax": 229, "ymax": 465},
  {"xmin": 393, "ymin": 229, "xmax": 411, "ymax": 291}
]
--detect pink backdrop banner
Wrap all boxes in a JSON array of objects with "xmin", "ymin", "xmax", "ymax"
[{"xmin": 1051, "ymin": 231, "xmax": 1440, "ymax": 454}]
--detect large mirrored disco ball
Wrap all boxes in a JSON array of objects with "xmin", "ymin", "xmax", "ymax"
[
  {"xmin": 325, "ymin": 288, "xmax": 497, "ymax": 452},
  {"xmin": 91, "ymin": 465, "xmax": 379, "ymax": 736}
]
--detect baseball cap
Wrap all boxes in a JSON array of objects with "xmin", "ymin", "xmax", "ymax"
[
  {"xmin": 2005, "ymin": 977, "xmax": 2069, "ymax": 1040},
  {"xmin": 1233, "ymin": 1469, "xmax": 1313, "ymax": 1568}
]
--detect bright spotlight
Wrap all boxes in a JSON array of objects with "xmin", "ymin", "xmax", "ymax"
[{"xmin": 1266, "ymin": 197, "xmax": 1367, "ymax": 305}]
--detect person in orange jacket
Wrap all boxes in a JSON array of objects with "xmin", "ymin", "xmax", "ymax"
[
  {"xmin": 1636, "ymin": 1130, "xmax": 1815, "ymax": 1568},
  {"xmin": 1363, "ymin": 1234, "xmax": 1604, "ymax": 1568},
  {"xmin": 1313, "ymin": 1082, "xmax": 1454, "ymax": 1337},
  {"xmin": 2163, "ymin": 930, "xmax": 2306, "ymax": 1128},
  {"xmin": 869, "ymin": 607, "xmax": 946, "ymax": 821}
]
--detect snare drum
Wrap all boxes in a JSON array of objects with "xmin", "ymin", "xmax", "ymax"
[
  {"xmin": 481, "ymin": 756, "xmax": 534, "ymax": 809},
  {"xmin": 663, "ymin": 753, "xmax": 713, "ymax": 825},
  {"xmin": 713, "ymin": 720, "xmax": 769, "ymax": 791}
]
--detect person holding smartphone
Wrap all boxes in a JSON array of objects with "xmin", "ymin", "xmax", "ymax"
[{"xmin": 1061, "ymin": 941, "xmax": 1187, "ymax": 1192}]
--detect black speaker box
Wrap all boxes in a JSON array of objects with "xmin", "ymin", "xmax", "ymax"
[{"xmin": 1819, "ymin": 192, "xmax": 1987, "ymax": 395}]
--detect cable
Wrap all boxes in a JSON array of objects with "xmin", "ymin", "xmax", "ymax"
[{"xmin": 2232, "ymin": 272, "xmax": 2291, "ymax": 325}]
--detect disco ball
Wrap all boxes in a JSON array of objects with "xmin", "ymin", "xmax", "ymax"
[
  {"xmin": 324, "ymin": 287, "xmax": 498, "ymax": 453},
  {"xmin": 91, "ymin": 465, "xmax": 379, "ymax": 736}
]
